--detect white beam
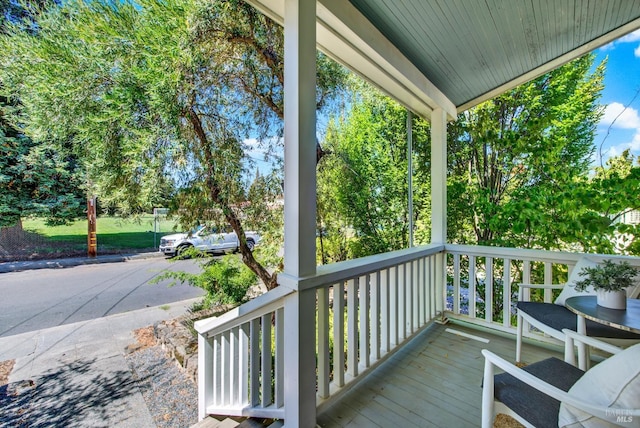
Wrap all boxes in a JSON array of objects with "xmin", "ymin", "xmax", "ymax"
[
  {"xmin": 431, "ymin": 108, "xmax": 447, "ymax": 244},
  {"xmin": 244, "ymin": 0, "xmax": 457, "ymax": 121},
  {"xmin": 316, "ymin": 0, "xmax": 456, "ymax": 120}
]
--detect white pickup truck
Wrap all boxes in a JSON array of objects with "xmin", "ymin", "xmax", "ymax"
[{"xmin": 159, "ymin": 225, "xmax": 260, "ymax": 257}]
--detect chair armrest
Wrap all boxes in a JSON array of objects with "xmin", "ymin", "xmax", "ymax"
[
  {"xmin": 562, "ymin": 329, "xmax": 623, "ymax": 354},
  {"xmin": 562, "ymin": 328, "xmax": 623, "ymax": 368},
  {"xmin": 481, "ymin": 349, "xmax": 638, "ymax": 422}
]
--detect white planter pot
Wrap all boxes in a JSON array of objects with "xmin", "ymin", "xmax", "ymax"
[{"xmin": 596, "ymin": 290, "xmax": 627, "ymax": 310}]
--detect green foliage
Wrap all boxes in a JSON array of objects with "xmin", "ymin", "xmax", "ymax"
[
  {"xmin": 318, "ymin": 79, "xmax": 431, "ymax": 260},
  {"xmin": 155, "ymin": 254, "xmax": 257, "ymax": 306},
  {"xmin": 0, "ymin": 129, "xmax": 84, "ymax": 227},
  {"xmin": 0, "ymin": 0, "xmax": 348, "ymax": 289},
  {"xmin": 447, "ymin": 54, "xmax": 606, "ymax": 250},
  {"xmin": 574, "ymin": 260, "xmax": 638, "ymax": 292},
  {"xmin": 1, "ymin": 0, "xmax": 179, "ymax": 216},
  {"xmin": 581, "ymin": 150, "xmax": 640, "ymax": 254},
  {"xmin": 0, "ymin": 0, "xmax": 85, "ymax": 228}
]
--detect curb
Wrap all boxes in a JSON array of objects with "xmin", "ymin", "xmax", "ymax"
[{"xmin": 0, "ymin": 251, "xmax": 166, "ymax": 274}]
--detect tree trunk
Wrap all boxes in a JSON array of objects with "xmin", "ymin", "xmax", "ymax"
[{"xmin": 186, "ymin": 107, "xmax": 279, "ymax": 290}]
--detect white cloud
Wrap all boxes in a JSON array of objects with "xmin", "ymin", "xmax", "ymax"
[
  {"xmin": 595, "ymin": 103, "xmax": 640, "ymax": 164},
  {"xmin": 605, "ymin": 133, "xmax": 640, "ymax": 159},
  {"xmin": 600, "ymin": 102, "xmax": 640, "ymax": 129},
  {"xmin": 243, "ymin": 138, "xmax": 266, "ymax": 159},
  {"xmin": 619, "ymin": 29, "xmax": 640, "ymax": 43},
  {"xmin": 599, "ymin": 30, "xmax": 640, "ymax": 54}
]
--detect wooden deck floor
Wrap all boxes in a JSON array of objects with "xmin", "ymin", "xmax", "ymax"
[{"xmin": 316, "ymin": 321, "xmax": 562, "ymax": 428}]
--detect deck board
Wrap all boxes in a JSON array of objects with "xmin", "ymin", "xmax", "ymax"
[{"xmin": 317, "ymin": 321, "xmax": 563, "ymax": 427}]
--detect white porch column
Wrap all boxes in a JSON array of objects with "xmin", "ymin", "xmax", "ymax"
[
  {"xmin": 283, "ymin": 0, "xmax": 317, "ymax": 278},
  {"xmin": 431, "ymin": 107, "xmax": 447, "ymax": 244},
  {"xmin": 407, "ymin": 110, "xmax": 414, "ymax": 247},
  {"xmin": 282, "ymin": 0, "xmax": 317, "ymax": 426},
  {"xmin": 431, "ymin": 108, "xmax": 447, "ymax": 317}
]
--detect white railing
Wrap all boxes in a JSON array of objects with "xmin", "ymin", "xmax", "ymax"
[
  {"xmin": 195, "ymin": 244, "xmax": 445, "ymax": 421},
  {"xmin": 196, "ymin": 243, "xmax": 640, "ymax": 423},
  {"xmin": 195, "ymin": 285, "xmax": 293, "ymax": 419},
  {"xmin": 312, "ymin": 244, "xmax": 445, "ymax": 413},
  {"xmin": 444, "ymin": 245, "xmax": 640, "ymax": 334}
]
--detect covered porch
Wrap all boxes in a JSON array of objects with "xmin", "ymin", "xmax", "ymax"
[
  {"xmin": 195, "ymin": 1, "xmax": 640, "ymax": 426},
  {"xmin": 316, "ymin": 322, "xmax": 559, "ymax": 428},
  {"xmin": 195, "ymin": 245, "xmax": 640, "ymax": 427}
]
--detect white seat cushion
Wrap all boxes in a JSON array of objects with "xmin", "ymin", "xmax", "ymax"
[
  {"xmin": 554, "ymin": 257, "xmax": 599, "ymax": 306},
  {"xmin": 558, "ymin": 343, "xmax": 640, "ymax": 427}
]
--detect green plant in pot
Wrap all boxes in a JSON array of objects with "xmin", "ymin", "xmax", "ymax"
[{"xmin": 574, "ymin": 260, "xmax": 638, "ymax": 310}]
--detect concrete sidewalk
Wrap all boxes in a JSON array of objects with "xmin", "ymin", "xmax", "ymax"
[{"xmin": 0, "ymin": 298, "xmax": 200, "ymax": 427}]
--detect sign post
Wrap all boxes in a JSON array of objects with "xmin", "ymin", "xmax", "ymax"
[{"xmin": 87, "ymin": 196, "xmax": 97, "ymax": 258}]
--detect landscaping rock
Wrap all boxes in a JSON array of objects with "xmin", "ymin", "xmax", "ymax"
[{"xmin": 153, "ymin": 304, "xmax": 235, "ymax": 382}]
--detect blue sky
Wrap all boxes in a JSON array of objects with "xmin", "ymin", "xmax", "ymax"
[{"xmin": 593, "ymin": 29, "xmax": 640, "ymax": 166}]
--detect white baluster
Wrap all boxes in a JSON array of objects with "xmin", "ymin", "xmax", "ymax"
[
  {"xmin": 333, "ymin": 281, "xmax": 345, "ymax": 387},
  {"xmin": 230, "ymin": 327, "xmax": 238, "ymax": 405},
  {"xmin": 261, "ymin": 313, "xmax": 272, "ymax": 407},
  {"xmin": 249, "ymin": 318, "xmax": 260, "ymax": 407},
  {"xmin": 275, "ymin": 308, "xmax": 284, "ymax": 407},
  {"xmin": 347, "ymin": 277, "xmax": 358, "ymax": 377},
  {"xmin": 222, "ymin": 330, "xmax": 230, "ymax": 406},
  {"xmin": 485, "ymin": 257, "xmax": 493, "ymax": 323},
  {"xmin": 390, "ymin": 266, "xmax": 398, "ymax": 347},
  {"xmin": 503, "ymin": 258, "xmax": 512, "ymax": 328},
  {"xmin": 380, "ymin": 269, "xmax": 389, "ymax": 355},
  {"xmin": 239, "ymin": 323, "xmax": 249, "ymax": 406},
  {"xmin": 522, "ymin": 260, "xmax": 531, "ymax": 302},
  {"xmin": 398, "ymin": 263, "xmax": 406, "ymax": 341},
  {"xmin": 318, "ymin": 286, "xmax": 330, "ymax": 398},
  {"xmin": 370, "ymin": 271, "xmax": 380, "ymax": 362},
  {"xmin": 544, "ymin": 261, "xmax": 553, "ymax": 303},
  {"xmin": 419, "ymin": 256, "xmax": 426, "ymax": 325},
  {"xmin": 198, "ymin": 333, "xmax": 213, "ymax": 421},
  {"xmin": 359, "ymin": 275, "xmax": 370, "ymax": 369},
  {"xmin": 453, "ymin": 253, "xmax": 460, "ymax": 315},
  {"xmin": 469, "ymin": 255, "xmax": 476, "ymax": 318}
]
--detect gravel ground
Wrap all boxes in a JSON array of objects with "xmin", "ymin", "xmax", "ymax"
[{"xmin": 125, "ymin": 346, "xmax": 198, "ymax": 428}]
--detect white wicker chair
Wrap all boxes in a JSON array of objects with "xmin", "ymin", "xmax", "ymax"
[{"xmin": 482, "ymin": 330, "xmax": 640, "ymax": 428}]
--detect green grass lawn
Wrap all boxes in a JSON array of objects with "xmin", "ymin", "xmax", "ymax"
[{"xmin": 22, "ymin": 215, "xmax": 180, "ymax": 250}]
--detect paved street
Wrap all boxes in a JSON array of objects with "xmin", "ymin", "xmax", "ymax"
[{"xmin": 0, "ymin": 257, "xmax": 205, "ymax": 337}]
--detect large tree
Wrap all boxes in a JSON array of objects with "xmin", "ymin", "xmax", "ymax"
[
  {"xmin": 0, "ymin": 0, "xmax": 84, "ymax": 230},
  {"xmin": 447, "ymin": 54, "xmax": 605, "ymax": 250},
  {"xmin": 319, "ymin": 80, "xmax": 431, "ymax": 260},
  {"xmin": 1, "ymin": 0, "xmax": 346, "ymax": 289},
  {"xmin": 579, "ymin": 150, "xmax": 640, "ymax": 255},
  {"xmin": 319, "ymin": 54, "xmax": 610, "ymax": 262}
]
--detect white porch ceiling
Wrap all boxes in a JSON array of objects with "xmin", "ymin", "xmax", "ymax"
[{"xmin": 246, "ymin": 0, "xmax": 640, "ymax": 120}]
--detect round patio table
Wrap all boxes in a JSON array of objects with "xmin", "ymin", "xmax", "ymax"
[
  {"xmin": 565, "ymin": 296, "xmax": 640, "ymax": 369},
  {"xmin": 565, "ymin": 296, "xmax": 640, "ymax": 335}
]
